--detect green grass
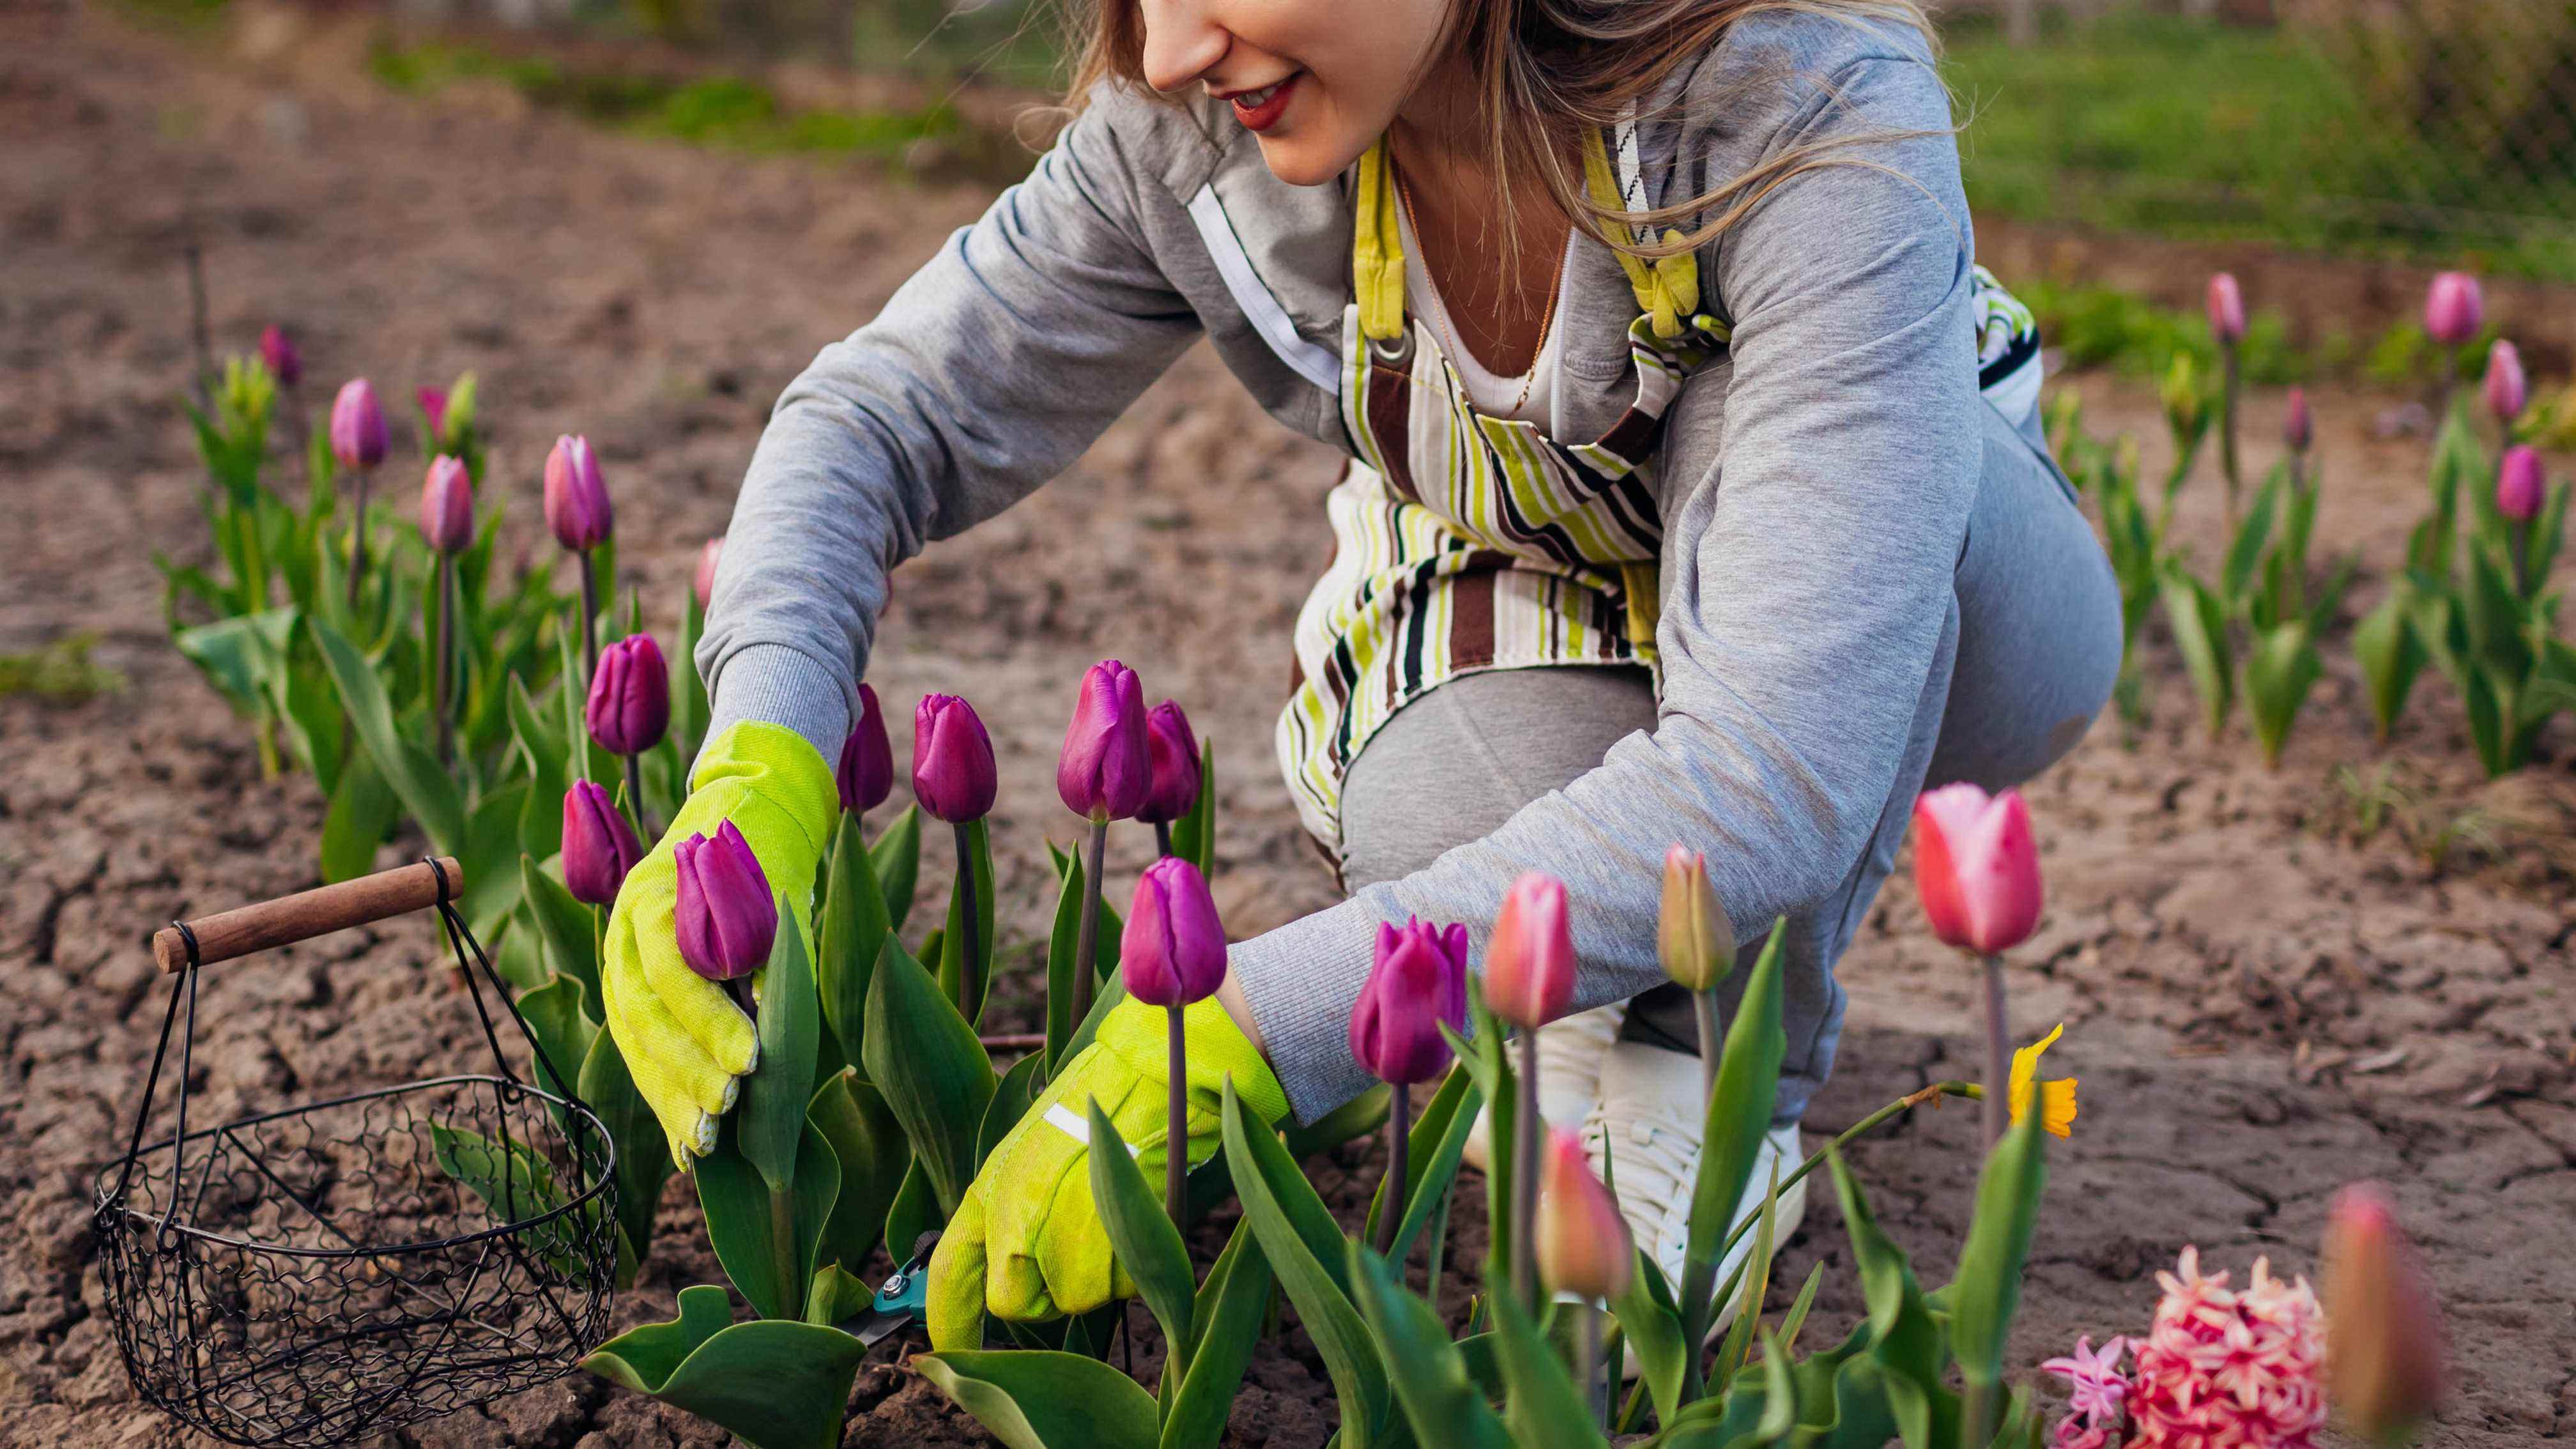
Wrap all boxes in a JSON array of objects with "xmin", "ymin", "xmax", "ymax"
[
  {"xmin": 0, "ymin": 634, "xmax": 126, "ymax": 705},
  {"xmin": 1947, "ymin": 12, "xmax": 2576, "ymax": 282}
]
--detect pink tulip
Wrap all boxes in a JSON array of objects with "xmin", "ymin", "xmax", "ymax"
[
  {"xmin": 2205, "ymin": 273, "xmax": 2246, "ymax": 345},
  {"xmin": 1348, "ymin": 917, "xmax": 1468, "ymax": 1085},
  {"xmin": 419, "ymin": 455, "xmax": 474, "ymax": 555},
  {"xmin": 2424, "ymin": 272, "xmax": 2483, "ymax": 348},
  {"xmin": 561, "ymin": 780, "xmax": 643, "ymax": 906},
  {"xmin": 1136, "ymin": 700, "xmax": 1202, "ymax": 827},
  {"xmin": 2321, "ymin": 1184, "xmax": 2444, "ymax": 1445},
  {"xmin": 2484, "ymin": 340, "xmax": 2527, "ymax": 424},
  {"xmin": 1486, "ymin": 871, "xmax": 1575, "ymax": 1031},
  {"xmin": 912, "ymin": 694, "xmax": 997, "ymax": 823},
  {"xmin": 1534, "ymin": 1127, "xmax": 1632, "ymax": 1301},
  {"xmin": 1056, "ymin": 659, "xmax": 1150, "ymax": 823},
  {"xmin": 837, "ymin": 683, "xmax": 893, "ymax": 816},
  {"xmin": 329, "ymin": 378, "xmax": 387, "ymax": 470},
  {"xmin": 674, "ymin": 820, "xmax": 776, "ymax": 982},
  {"xmin": 693, "ymin": 536, "xmax": 724, "ymax": 611},
  {"xmin": 259, "ymin": 325, "xmax": 301, "ymax": 387},
  {"xmin": 2284, "ymin": 387, "xmax": 2313, "ymax": 454},
  {"xmin": 1121, "ymin": 856, "xmax": 1228, "ymax": 1007},
  {"xmin": 2497, "ymin": 445, "xmax": 2545, "ymax": 523},
  {"xmin": 417, "ymin": 385, "xmax": 450, "ymax": 445},
  {"xmin": 543, "ymin": 434, "xmax": 614, "ymax": 551},
  {"xmin": 1910, "ymin": 783, "xmax": 2043, "ymax": 956},
  {"xmin": 585, "ymin": 634, "xmax": 670, "ymax": 756}
]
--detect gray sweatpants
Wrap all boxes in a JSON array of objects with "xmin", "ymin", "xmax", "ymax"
[{"xmin": 1338, "ymin": 404, "xmax": 2120, "ymax": 1121}]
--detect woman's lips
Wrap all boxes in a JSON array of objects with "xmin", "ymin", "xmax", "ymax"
[{"xmin": 1229, "ymin": 73, "xmax": 1299, "ymax": 132}]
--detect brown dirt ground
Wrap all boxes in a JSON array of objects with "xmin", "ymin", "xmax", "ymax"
[{"xmin": 6, "ymin": 4, "xmax": 2575, "ymax": 1445}]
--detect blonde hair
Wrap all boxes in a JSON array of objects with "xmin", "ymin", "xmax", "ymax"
[{"xmin": 1059, "ymin": 0, "xmax": 1939, "ymax": 264}]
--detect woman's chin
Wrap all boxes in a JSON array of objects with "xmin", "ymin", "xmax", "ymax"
[{"xmin": 1254, "ymin": 130, "xmax": 1367, "ymax": 188}]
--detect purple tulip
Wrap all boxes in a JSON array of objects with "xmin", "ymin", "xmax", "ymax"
[
  {"xmin": 838, "ymin": 683, "xmax": 893, "ymax": 816},
  {"xmin": 1056, "ymin": 659, "xmax": 1149, "ymax": 823},
  {"xmin": 693, "ymin": 536, "xmax": 724, "ymax": 611},
  {"xmin": 2425, "ymin": 272, "xmax": 2483, "ymax": 348},
  {"xmin": 329, "ymin": 378, "xmax": 387, "ymax": 470},
  {"xmin": 2284, "ymin": 387, "xmax": 2313, "ymax": 454},
  {"xmin": 418, "ymin": 385, "xmax": 450, "ymax": 445},
  {"xmin": 259, "ymin": 325, "xmax": 301, "ymax": 387},
  {"xmin": 543, "ymin": 434, "xmax": 614, "ymax": 552},
  {"xmin": 1348, "ymin": 917, "xmax": 1468, "ymax": 1085},
  {"xmin": 2485, "ymin": 340, "xmax": 2527, "ymax": 424},
  {"xmin": 1136, "ymin": 700, "xmax": 1202, "ymax": 826},
  {"xmin": 562, "ymin": 780, "xmax": 643, "ymax": 905},
  {"xmin": 912, "ymin": 694, "xmax": 997, "ymax": 823},
  {"xmin": 674, "ymin": 820, "xmax": 776, "ymax": 982},
  {"xmin": 1121, "ymin": 856, "xmax": 1227, "ymax": 1007},
  {"xmin": 420, "ymin": 455, "xmax": 474, "ymax": 555},
  {"xmin": 2498, "ymin": 445, "xmax": 2545, "ymax": 524},
  {"xmin": 586, "ymin": 635, "xmax": 670, "ymax": 756},
  {"xmin": 2205, "ymin": 273, "xmax": 2246, "ymax": 346}
]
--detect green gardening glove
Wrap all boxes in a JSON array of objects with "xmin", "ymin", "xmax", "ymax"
[
  {"xmin": 599, "ymin": 721, "xmax": 836, "ymax": 1169},
  {"xmin": 926, "ymin": 995, "xmax": 1289, "ymax": 1350}
]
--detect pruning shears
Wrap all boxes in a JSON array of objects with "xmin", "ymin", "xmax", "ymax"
[{"xmin": 836, "ymin": 1231, "xmax": 939, "ymax": 1347}]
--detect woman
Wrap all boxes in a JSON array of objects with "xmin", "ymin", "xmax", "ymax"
[{"xmin": 595, "ymin": 0, "xmax": 2121, "ymax": 1346}]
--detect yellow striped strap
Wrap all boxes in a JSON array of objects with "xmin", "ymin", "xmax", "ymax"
[
  {"xmin": 1353, "ymin": 138, "xmax": 1407, "ymax": 344},
  {"xmin": 1580, "ymin": 130, "xmax": 1706, "ymax": 342}
]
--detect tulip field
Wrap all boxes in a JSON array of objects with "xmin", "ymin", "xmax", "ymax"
[{"xmin": 7, "ymin": 10, "xmax": 2575, "ymax": 1449}]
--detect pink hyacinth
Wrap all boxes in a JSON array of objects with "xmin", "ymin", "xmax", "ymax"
[
  {"xmin": 2128, "ymin": 1248, "xmax": 2326, "ymax": 1449},
  {"xmin": 2043, "ymin": 1335, "xmax": 2132, "ymax": 1447}
]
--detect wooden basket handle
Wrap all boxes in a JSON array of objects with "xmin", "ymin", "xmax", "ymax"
[{"xmin": 151, "ymin": 857, "xmax": 466, "ymax": 974}]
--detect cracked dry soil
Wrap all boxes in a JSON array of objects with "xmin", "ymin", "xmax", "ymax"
[{"xmin": 6, "ymin": 4, "xmax": 2575, "ymax": 1445}]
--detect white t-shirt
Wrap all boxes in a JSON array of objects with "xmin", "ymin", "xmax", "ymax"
[{"xmin": 1395, "ymin": 203, "xmax": 1581, "ymax": 434}]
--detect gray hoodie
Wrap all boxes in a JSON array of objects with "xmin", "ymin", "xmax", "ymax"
[{"xmin": 699, "ymin": 12, "xmax": 2066, "ymax": 1119}]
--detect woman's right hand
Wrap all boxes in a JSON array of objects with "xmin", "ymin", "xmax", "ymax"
[{"xmin": 599, "ymin": 721, "xmax": 838, "ymax": 1169}]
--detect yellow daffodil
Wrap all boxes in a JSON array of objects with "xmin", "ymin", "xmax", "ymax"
[{"xmin": 2009, "ymin": 1023, "xmax": 2079, "ymax": 1138}]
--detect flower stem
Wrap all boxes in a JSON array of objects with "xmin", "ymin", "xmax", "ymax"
[
  {"xmin": 576, "ymin": 548, "xmax": 600, "ymax": 685},
  {"xmin": 1981, "ymin": 954, "xmax": 2009, "ymax": 1154},
  {"xmin": 433, "ymin": 555, "xmax": 454, "ymax": 765},
  {"xmin": 1072, "ymin": 818, "xmax": 1108, "ymax": 1029},
  {"xmin": 1693, "ymin": 987, "xmax": 1722, "ymax": 1120},
  {"xmin": 1581, "ymin": 1301, "xmax": 1606, "ymax": 1429},
  {"xmin": 345, "ymin": 464, "xmax": 372, "ymax": 609},
  {"xmin": 624, "ymin": 753, "xmax": 648, "ymax": 842},
  {"xmin": 1154, "ymin": 820, "xmax": 1173, "ymax": 859},
  {"xmin": 2220, "ymin": 344, "xmax": 2242, "ymax": 534},
  {"xmin": 1512, "ymin": 1025, "xmax": 1540, "ymax": 1310},
  {"xmin": 1964, "ymin": 1381, "xmax": 1992, "ymax": 1449},
  {"xmin": 955, "ymin": 820, "xmax": 983, "ymax": 1025},
  {"xmin": 1376, "ymin": 1080, "xmax": 1409, "ymax": 1255},
  {"xmin": 1167, "ymin": 1004, "xmax": 1188, "ymax": 1228}
]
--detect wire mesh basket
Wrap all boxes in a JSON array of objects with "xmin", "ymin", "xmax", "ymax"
[{"xmin": 92, "ymin": 858, "xmax": 618, "ymax": 1448}]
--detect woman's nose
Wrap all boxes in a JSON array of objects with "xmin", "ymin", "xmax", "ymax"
[{"xmin": 1139, "ymin": 0, "xmax": 1230, "ymax": 94}]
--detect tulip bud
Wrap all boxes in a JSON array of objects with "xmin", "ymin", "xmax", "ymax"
[
  {"xmin": 1137, "ymin": 700, "xmax": 1202, "ymax": 826},
  {"xmin": 693, "ymin": 536, "xmax": 724, "ymax": 612},
  {"xmin": 1535, "ymin": 1127, "xmax": 1632, "ymax": 1301},
  {"xmin": 674, "ymin": 820, "xmax": 776, "ymax": 983},
  {"xmin": 417, "ymin": 386, "xmax": 450, "ymax": 447},
  {"xmin": 543, "ymin": 434, "xmax": 614, "ymax": 552},
  {"xmin": 912, "ymin": 694, "xmax": 997, "ymax": 823},
  {"xmin": 1487, "ymin": 871, "xmax": 1575, "ymax": 1031},
  {"xmin": 1909, "ymin": 783, "xmax": 2043, "ymax": 956},
  {"xmin": 1057, "ymin": 659, "xmax": 1150, "ymax": 823},
  {"xmin": 2322, "ymin": 1183, "xmax": 2444, "ymax": 1445},
  {"xmin": 561, "ymin": 779, "xmax": 643, "ymax": 905},
  {"xmin": 2497, "ymin": 445, "xmax": 2545, "ymax": 524},
  {"xmin": 2284, "ymin": 387, "xmax": 2314, "ymax": 454},
  {"xmin": 329, "ymin": 378, "xmax": 387, "ymax": 470},
  {"xmin": 419, "ymin": 455, "xmax": 474, "ymax": 555},
  {"xmin": 1349, "ymin": 917, "xmax": 1468, "ymax": 1085},
  {"xmin": 586, "ymin": 634, "xmax": 670, "ymax": 756},
  {"xmin": 259, "ymin": 325, "xmax": 301, "ymax": 387},
  {"xmin": 2424, "ymin": 272, "xmax": 2482, "ymax": 348},
  {"xmin": 2205, "ymin": 272, "xmax": 2246, "ymax": 346},
  {"xmin": 1657, "ymin": 845, "xmax": 1736, "ymax": 992},
  {"xmin": 2159, "ymin": 352, "xmax": 2207, "ymax": 441},
  {"xmin": 2483, "ymin": 340, "xmax": 2526, "ymax": 424},
  {"xmin": 1121, "ymin": 856, "xmax": 1228, "ymax": 1007},
  {"xmin": 838, "ymin": 683, "xmax": 893, "ymax": 816}
]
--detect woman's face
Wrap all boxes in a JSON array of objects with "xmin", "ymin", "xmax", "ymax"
[{"xmin": 1138, "ymin": 0, "xmax": 1453, "ymax": 185}]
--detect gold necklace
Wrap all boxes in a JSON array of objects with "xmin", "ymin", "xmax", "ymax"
[{"xmin": 1392, "ymin": 153, "xmax": 1568, "ymax": 417}]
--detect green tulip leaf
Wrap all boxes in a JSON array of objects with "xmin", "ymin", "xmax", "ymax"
[
  {"xmin": 511, "ymin": 972, "xmax": 595, "ymax": 1112},
  {"xmin": 1169, "ymin": 735, "xmax": 1218, "ymax": 877},
  {"xmin": 1359, "ymin": 1065, "xmax": 1480, "ymax": 1264},
  {"xmin": 2353, "ymin": 587, "xmax": 2426, "ymax": 740},
  {"xmin": 1347, "ymin": 1241, "xmax": 1514, "ymax": 1449},
  {"xmin": 427, "ymin": 1121, "xmax": 590, "ymax": 1278},
  {"xmin": 1679, "ymin": 922, "xmax": 1786, "ymax": 1370},
  {"xmin": 939, "ymin": 816, "xmax": 996, "ymax": 1024},
  {"xmin": 976, "ymin": 1050, "xmax": 1048, "ymax": 1172},
  {"xmin": 807, "ymin": 1069, "xmax": 907, "ymax": 1274},
  {"xmin": 2220, "ymin": 470, "xmax": 2281, "ymax": 609},
  {"xmin": 1159, "ymin": 1221, "xmax": 1273, "ymax": 1449},
  {"xmin": 862, "ymin": 938, "xmax": 995, "ymax": 1217},
  {"xmin": 459, "ymin": 782, "xmax": 531, "ymax": 937},
  {"xmin": 1609, "ymin": 1246, "xmax": 1688, "ymax": 1427},
  {"xmin": 520, "ymin": 855, "xmax": 604, "ymax": 1017},
  {"xmin": 816, "ymin": 813, "xmax": 891, "ymax": 1059},
  {"xmin": 914, "ymin": 1349, "xmax": 1161, "ymax": 1449},
  {"xmin": 674, "ymin": 583, "xmax": 710, "ymax": 763},
  {"xmin": 804, "ymin": 1261, "xmax": 877, "ymax": 1326},
  {"xmin": 584, "ymin": 1285, "xmax": 866, "ymax": 1449},
  {"xmin": 319, "ymin": 752, "xmax": 395, "ymax": 883},
  {"xmin": 576, "ymin": 1023, "xmax": 668, "ymax": 1283},
  {"xmin": 1830, "ymin": 1149, "xmax": 1949, "ymax": 1449},
  {"xmin": 310, "ymin": 617, "xmax": 468, "ymax": 851},
  {"xmin": 697, "ymin": 1119, "xmax": 841, "ymax": 1321},
  {"xmin": 2244, "ymin": 621, "xmax": 2322, "ymax": 769},
  {"xmin": 739, "ymin": 916, "xmax": 822, "ymax": 1197},
  {"xmin": 2158, "ymin": 565, "xmax": 2235, "ymax": 740},
  {"xmin": 883, "ymin": 1159, "xmax": 939, "ymax": 1268},
  {"xmin": 1491, "ymin": 1285, "xmax": 1607, "ymax": 1449},
  {"xmin": 870, "ymin": 803, "xmax": 923, "ymax": 932},
  {"xmin": 1949, "ymin": 1112, "xmax": 2048, "ymax": 1392},
  {"xmin": 1085, "ymin": 1101, "xmax": 1199, "ymax": 1377}
]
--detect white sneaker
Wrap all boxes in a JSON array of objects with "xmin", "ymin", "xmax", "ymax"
[
  {"xmin": 1460, "ymin": 1002, "xmax": 1626, "ymax": 1172},
  {"xmin": 1583, "ymin": 1039, "xmax": 1805, "ymax": 1344}
]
